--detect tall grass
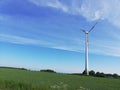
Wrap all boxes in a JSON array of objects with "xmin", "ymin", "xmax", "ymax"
[
  {"xmin": 0, "ymin": 68, "xmax": 120, "ymax": 90},
  {"xmin": 0, "ymin": 80, "xmax": 50, "ymax": 90}
]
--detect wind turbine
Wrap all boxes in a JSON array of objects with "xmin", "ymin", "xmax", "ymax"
[{"xmin": 82, "ymin": 22, "xmax": 97, "ymax": 75}]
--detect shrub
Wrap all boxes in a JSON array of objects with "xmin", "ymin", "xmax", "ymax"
[
  {"xmin": 89, "ymin": 70, "xmax": 95, "ymax": 76},
  {"xmin": 40, "ymin": 69, "xmax": 56, "ymax": 73},
  {"xmin": 113, "ymin": 73, "xmax": 119, "ymax": 78}
]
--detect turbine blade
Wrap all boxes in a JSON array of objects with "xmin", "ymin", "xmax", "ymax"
[
  {"xmin": 89, "ymin": 22, "xmax": 98, "ymax": 33},
  {"xmin": 81, "ymin": 29, "xmax": 86, "ymax": 33}
]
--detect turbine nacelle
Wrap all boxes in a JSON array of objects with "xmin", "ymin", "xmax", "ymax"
[{"xmin": 81, "ymin": 30, "xmax": 89, "ymax": 34}]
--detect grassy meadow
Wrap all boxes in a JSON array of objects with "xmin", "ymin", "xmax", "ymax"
[{"xmin": 0, "ymin": 68, "xmax": 120, "ymax": 90}]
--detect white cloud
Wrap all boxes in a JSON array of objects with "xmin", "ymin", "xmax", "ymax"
[
  {"xmin": 0, "ymin": 34, "xmax": 49, "ymax": 45},
  {"xmin": 29, "ymin": 0, "xmax": 68, "ymax": 12},
  {"xmin": 0, "ymin": 33, "xmax": 83, "ymax": 52},
  {"xmin": 80, "ymin": 0, "xmax": 120, "ymax": 28},
  {"xmin": 89, "ymin": 38, "xmax": 120, "ymax": 57},
  {"xmin": 79, "ymin": 0, "xmax": 109, "ymax": 21},
  {"xmin": 29, "ymin": 0, "xmax": 120, "ymax": 28},
  {"xmin": 47, "ymin": 0, "xmax": 68, "ymax": 12},
  {"xmin": 1, "ymin": 0, "xmax": 120, "ymax": 57},
  {"xmin": 1, "ymin": 33, "xmax": 120, "ymax": 57}
]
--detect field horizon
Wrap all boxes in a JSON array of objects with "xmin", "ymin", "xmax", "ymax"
[
  {"xmin": 0, "ymin": 66, "xmax": 119, "ymax": 76},
  {"xmin": 0, "ymin": 67, "xmax": 120, "ymax": 90}
]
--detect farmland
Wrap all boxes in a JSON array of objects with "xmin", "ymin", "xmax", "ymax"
[{"xmin": 0, "ymin": 68, "xmax": 120, "ymax": 90}]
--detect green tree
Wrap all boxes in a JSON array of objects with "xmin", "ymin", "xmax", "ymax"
[
  {"xmin": 99, "ymin": 72, "xmax": 105, "ymax": 77},
  {"xmin": 82, "ymin": 70, "xmax": 88, "ymax": 75},
  {"xmin": 89, "ymin": 70, "xmax": 95, "ymax": 76},
  {"xmin": 96, "ymin": 72, "xmax": 100, "ymax": 77},
  {"xmin": 40, "ymin": 69, "xmax": 56, "ymax": 73},
  {"xmin": 113, "ymin": 73, "xmax": 119, "ymax": 78}
]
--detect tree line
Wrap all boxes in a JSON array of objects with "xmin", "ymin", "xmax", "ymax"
[
  {"xmin": 82, "ymin": 70, "xmax": 120, "ymax": 78},
  {"xmin": 1, "ymin": 67, "xmax": 119, "ymax": 78}
]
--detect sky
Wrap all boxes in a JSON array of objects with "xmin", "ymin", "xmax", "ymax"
[{"xmin": 0, "ymin": 0, "xmax": 120, "ymax": 74}]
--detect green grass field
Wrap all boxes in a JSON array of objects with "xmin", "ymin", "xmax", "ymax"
[{"xmin": 0, "ymin": 68, "xmax": 120, "ymax": 90}]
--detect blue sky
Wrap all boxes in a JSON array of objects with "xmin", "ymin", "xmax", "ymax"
[{"xmin": 0, "ymin": 0, "xmax": 120, "ymax": 74}]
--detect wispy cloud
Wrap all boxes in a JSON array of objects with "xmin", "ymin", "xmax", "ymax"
[
  {"xmin": 79, "ymin": 0, "xmax": 120, "ymax": 28},
  {"xmin": 0, "ymin": 34, "xmax": 43, "ymax": 45},
  {"xmin": 1, "ymin": 0, "xmax": 120, "ymax": 57},
  {"xmin": 0, "ymin": 33, "xmax": 84, "ymax": 52},
  {"xmin": 29, "ymin": 0, "xmax": 120, "ymax": 28},
  {"xmin": 1, "ymin": 0, "xmax": 120, "ymax": 28},
  {"xmin": 89, "ymin": 38, "xmax": 120, "ymax": 57},
  {"xmin": 29, "ymin": 0, "xmax": 68, "ymax": 12},
  {"xmin": 1, "ymin": 33, "xmax": 120, "ymax": 57}
]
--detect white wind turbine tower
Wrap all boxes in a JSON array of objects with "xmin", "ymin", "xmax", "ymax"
[{"xmin": 82, "ymin": 22, "xmax": 97, "ymax": 75}]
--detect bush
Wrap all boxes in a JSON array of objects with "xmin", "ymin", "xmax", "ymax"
[
  {"xmin": 82, "ymin": 70, "xmax": 88, "ymax": 75},
  {"xmin": 95, "ymin": 72, "xmax": 105, "ymax": 77},
  {"xmin": 113, "ymin": 73, "xmax": 119, "ymax": 78},
  {"xmin": 89, "ymin": 70, "xmax": 95, "ymax": 76},
  {"xmin": 40, "ymin": 69, "xmax": 56, "ymax": 73}
]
